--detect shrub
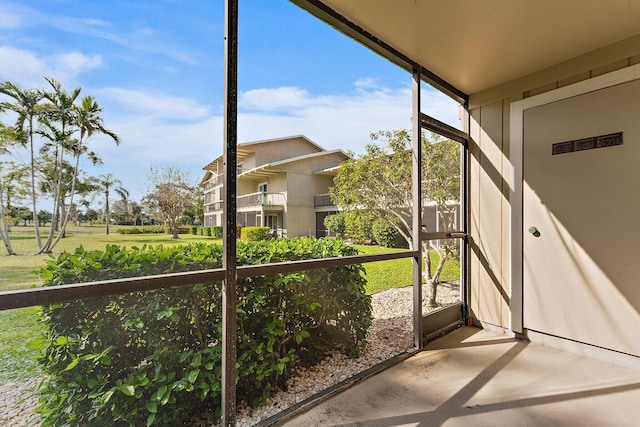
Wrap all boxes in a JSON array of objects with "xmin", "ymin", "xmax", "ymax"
[
  {"xmin": 241, "ymin": 226, "xmax": 271, "ymax": 241},
  {"xmin": 323, "ymin": 213, "xmax": 345, "ymax": 238},
  {"xmin": 210, "ymin": 226, "xmax": 223, "ymax": 238},
  {"xmin": 116, "ymin": 226, "xmax": 166, "ymax": 234},
  {"xmin": 190, "ymin": 226, "xmax": 198, "ymax": 235},
  {"xmin": 198, "ymin": 226, "xmax": 204, "ymax": 236},
  {"xmin": 372, "ymin": 218, "xmax": 400, "ymax": 248},
  {"xmin": 344, "ymin": 211, "xmax": 375, "ymax": 244},
  {"xmin": 166, "ymin": 226, "xmax": 190, "ymax": 235},
  {"xmin": 205, "ymin": 226, "xmax": 212, "ymax": 236},
  {"xmin": 32, "ymin": 238, "xmax": 371, "ymax": 426}
]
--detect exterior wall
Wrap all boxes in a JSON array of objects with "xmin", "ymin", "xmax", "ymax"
[
  {"xmin": 264, "ymin": 174, "xmax": 287, "ymax": 194},
  {"xmin": 200, "ymin": 137, "xmax": 346, "ymax": 239},
  {"xmin": 237, "ymin": 179, "xmax": 255, "ymax": 196},
  {"xmin": 286, "ymin": 205, "xmax": 317, "ymax": 237},
  {"xmin": 249, "ymin": 136, "xmax": 322, "ymax": 167},
  {"xmin": 239, "ymin": 154, "xmax": 257, "ymax": 171},
  {"xmin": 467, "ymin": 101, "xmax": 511, "ymax": 328},
  {"xmin": 468, "ymin": 50, "xmax": 640, "ymax": 332},
  {"xmin": 284, "ymin": 172, "xmax": 320, "ymax": 237}
]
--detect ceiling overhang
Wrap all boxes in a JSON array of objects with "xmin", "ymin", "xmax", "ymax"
[{"xmin": 292, "ymin": 0, "xmax": 640, "ymax": 100}]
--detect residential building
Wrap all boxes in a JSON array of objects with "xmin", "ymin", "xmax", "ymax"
[{"xmin": 200, "ymin": 135, "xmax": 348, "ymax": 237}]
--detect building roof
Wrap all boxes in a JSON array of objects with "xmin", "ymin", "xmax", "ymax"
[
  {"xmin": 200, "ymin": 136, "xmax": 349, "ymax": 184},
  {"xmin": 237, "ymin": 149, "xmax": 349, "ymax": 179},
  {"xmin": 293, "ymin": 0, "xmax": 640, "ymax": 104},
  {"xmin": 202, "ymin": 135, "xmax": 325, "ymax": 173}
]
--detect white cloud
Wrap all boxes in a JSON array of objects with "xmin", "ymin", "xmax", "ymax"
[
  {"xmin": 96, "ymin": 88, "xmax": 211, "ymax": 120},
  {"xmin": 235, "ymin": 82, "xmax": 460, "ymax": 153},
  {"xmin": 0, "ymin": 1, "xmax": 30, "ymax": 29},
  {"xmin": 0, "ymin": 46, "xmax": 102, "ymax": 88},
  {"xmin": 240, "ymin": 87, "xmax": 313, "ymax": 111}
]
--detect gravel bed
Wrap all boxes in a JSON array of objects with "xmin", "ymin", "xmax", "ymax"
[
  {"xmin": 0, "ymin": 377, "xmax": 41, "ymax": 426},
  {"xmin": 0, "ymin": 283, "xmax": 459, "ymax": 427}
]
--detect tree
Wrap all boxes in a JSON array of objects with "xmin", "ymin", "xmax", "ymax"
[
  {"xmin": 0, "ymin": 81, "xmax": 45, "ymax": 248},
  {"xmin": 85, "ymin": 208, "xmax": 99, "ymax": 226},
  {"xmin": 37, "ymin": 210, "xmax": 52, "ymax": 226},
  {"xmin": 1, "ymin": 78, "xmax": 120, "ymax": 253},
  {"xmin": 0, "ymin": 123, "xmax": 17, "ymax": 254},
  {"xmin": 145, "ymin": 166, "xmax": 194, "ymax": 239},
  {"xmin": 324, "ymin": 213, "xmax": 345, "ymax": 238},
  {"xmin": 330, "ymin": 129, "xmax": 460, "ymax": 306},
  {"xmin": 128, "ymin": 201, "xmax": 143, "ymax": 226},
  {"xmin": 97, "ymin": 174, "xmax": 126, "ymax": 235}
]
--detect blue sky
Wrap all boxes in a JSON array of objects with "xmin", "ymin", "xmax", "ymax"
[{"xmin": 0, "ymin": 0, "xmax": 460, "ymax": 203}]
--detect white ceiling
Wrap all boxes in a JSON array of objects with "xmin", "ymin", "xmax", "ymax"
[{"xmin": 309, "ymin": 0, "xmax": 640, "ymax": 96}]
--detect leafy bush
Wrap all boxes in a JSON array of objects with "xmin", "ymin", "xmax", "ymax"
[
  {"xmin": 116, "ymin": 226, "xmax": 166, "ymax": 234},
  {"xmin": 32, "ymin": 238, "xmax": 371, "ymax": 426},
  {"xmin": 372, "ymin": 218, "xmax": 400, "ymax": 248},
  {"xmin": 210, "ymin": 226, "xmax": 223, "ymax": 238},
  {"xmin": 344, "ymin": 211, "xmax": 375, "ymax": 244},
  {"xmin": 190, "ymin": 226, "xmax": 198, "ymax": 235},
  {"xmin": 241, "ymin": 226, "xmax": 271, "ymax": 241},
  {"xmin": 205, "ymin": 226, "xmax": 212, "ymax": 236},
  {"xmin": 324, "ymin": 213, "xmax": 345, "ymax": 238}
]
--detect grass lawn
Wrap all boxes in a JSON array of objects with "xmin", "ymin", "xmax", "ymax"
[
  {"xmin": 0, "ymin": 225, "xmax": 222, "ymax": 291},
  {"xmin": 355, "ymin": 245, "xmax": 460, "ymax": 294},
  {"xmin": 0, "ymin": 225, "xmax": 222, "ymax": 384},
  {"xmin": 0, "ymin": 227, "xmax": 459, "ymax": 384}
]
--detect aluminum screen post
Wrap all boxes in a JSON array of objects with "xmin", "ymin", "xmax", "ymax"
[
  {"xmin": 412, "ymin": 68, "xmax": 423, "ymax": 349},
  {"xmin": 222, "ymin": 0, "xmax": 238, "ymax": 425}
]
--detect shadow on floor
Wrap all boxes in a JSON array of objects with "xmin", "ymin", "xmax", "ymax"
[{"xmin": 281, "ymin": 326, "xmax": 640, "ymax": 427}]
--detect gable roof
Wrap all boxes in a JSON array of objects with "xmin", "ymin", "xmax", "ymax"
[
  {"xmin": 238, "ymin": 149, "xmax": 349, "ymax": 179},
  {"xmin": 202, "ymin": 135, "xmax": 325, "ymax": 173},
  {"xmin": 200, "ymin": 136, "xmax": 348, "ymax": 184}
]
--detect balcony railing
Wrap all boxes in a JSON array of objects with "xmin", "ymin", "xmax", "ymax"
[
  {"xmin": 204, "ymin": 175, "xmax": 223, "ymax": 190},
  {"xmin": 314, "ymin": 193, "xmax": 335, "ymax": 208},
  {"xmin": 205, "ymin": 201, "xmax": 223, "ymax": 212},
  {"xmin": 238, "ymin": 192, "xmax": 286, "ymax": 208}
]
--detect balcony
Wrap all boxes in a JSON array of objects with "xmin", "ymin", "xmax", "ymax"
[
  {"xmin": 238, "ymin": 192, "xmax": 286, "ymax": 208},
  {"xmin": 205, "ymin": 201, "xmax": 223, "ymax": 213},
  {"xmin": 314, "ymin": 193, "xmax": 335, "ymax": 208},
  {"xmin": 204, "ymin": 175, "xmax": 223, "ymax": 190}
]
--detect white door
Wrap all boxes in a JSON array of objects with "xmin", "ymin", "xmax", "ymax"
[{"xmin": 523, "ymin": 78, "xmax": 640, "ymax": 357}]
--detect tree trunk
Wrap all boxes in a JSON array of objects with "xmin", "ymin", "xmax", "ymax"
[
  {"xmin": 105, "ymin": 191, "xmax": 110, "ymax": 235},
  {"xmin": 0, "ymin": 175, "xmax": 15, "ymax": 255},
  {"xmin": 28, "ymin": 122, "xmax": 42, "ymax": 250}
]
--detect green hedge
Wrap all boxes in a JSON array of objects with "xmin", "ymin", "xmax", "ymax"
[
  {"xmin": 241, "ymin": 226, "xmax": 271, "ymax": 241},
  {"xmin": 116, "ymin": 226, "xmax": 166, "ymax": 234},
  {"xmin": 167, "ymin": 226, "xmax": 190, "ymax": 235},
  {"xmin": 32, "ymin": 238, "xmax": 371, "ymax": 426},
  {"xmin": 210, "ymin": 226, "xmax": 223, "ymax": 238}
]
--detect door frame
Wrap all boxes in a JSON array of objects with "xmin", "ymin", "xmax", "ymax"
[{"xmin": 509, "ymin": 63, "xmax": 640, "ymax": 333}]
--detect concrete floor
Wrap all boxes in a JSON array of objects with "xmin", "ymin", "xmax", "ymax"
[{"xmin": 280, "ymin": 326, "xmax": 640, "ymax": 426}]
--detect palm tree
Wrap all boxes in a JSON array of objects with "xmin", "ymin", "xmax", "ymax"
[
  {"xmin": 0, "ymin": 81, "xmax": 45, "ymax": 248},
  {"xmin": 0, "ymin": 123, "xmax": 16, "ymax": 255},
  {"xmin": 98, "ymin": 174, "xmax": 126, "ymax": 235},
  {"xmin": 37, "ymin": 78, "xmax": 81, "ymax": 252},
  {"xmin": 37, "ymin": 80, "xmax": 119, "ymax": 252}
]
